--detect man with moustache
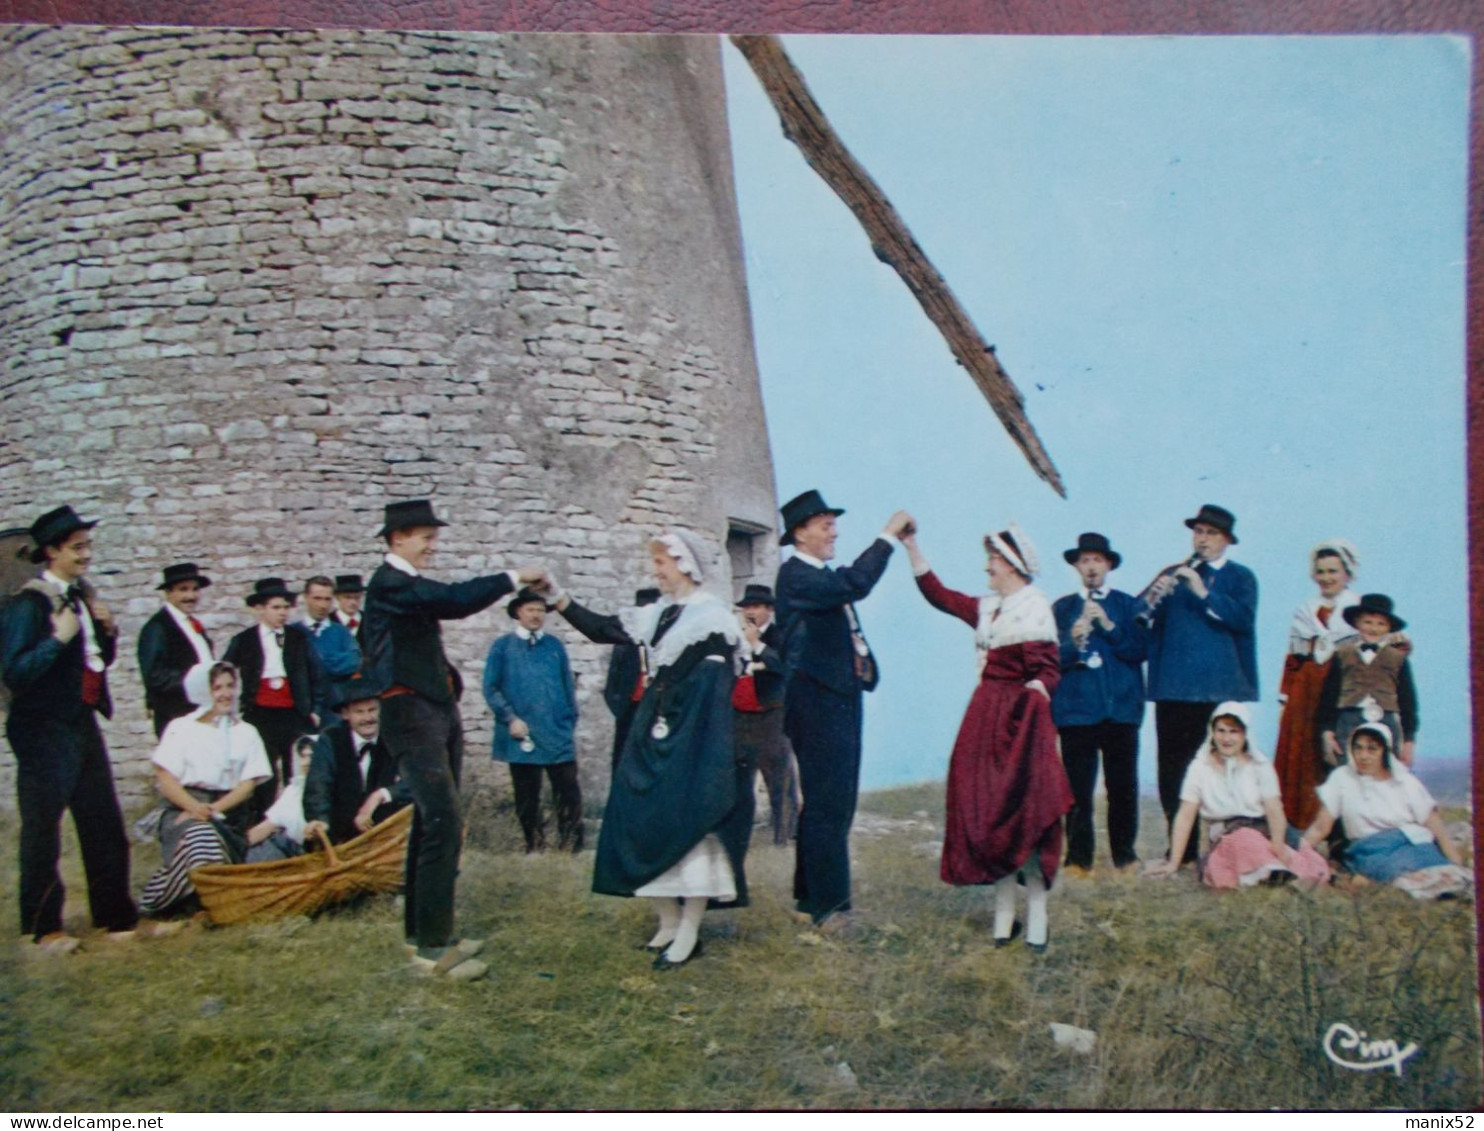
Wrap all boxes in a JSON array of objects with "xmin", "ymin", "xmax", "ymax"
[
  {"xmin": 1143, "ymin": 504, "xmax": 1259, "ymax": 864},
  {"xmin": 362, "ymin": 498, "xmax": 545, "ymax": 980},
  {"xmin": 303, "ymin": 683, "xmax": 407, "ymax": 846},
  {"xmin": 773, "ymin": 489, "xmax": 913, "ymax": 933},
  {"xmin": 1, "ymin": 506, "xmax": 138, "ymax": 951},
  {"xmin": 137, "ymin": 562, "xmax": 216, "ymax": 738}
]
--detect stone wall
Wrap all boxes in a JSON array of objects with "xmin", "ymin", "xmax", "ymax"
[{"xmin": 0, "ymin": 27, "xmax": 778, "ymax": 814}]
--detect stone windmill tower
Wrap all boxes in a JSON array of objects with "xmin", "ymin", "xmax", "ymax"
[{"xmin": 0, "ymin": 27, "xmax": 779, "ymax": 811}]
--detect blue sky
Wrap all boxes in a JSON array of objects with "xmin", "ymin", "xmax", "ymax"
[{"xmin": 722, "ymin": 35, "xmax": 1470, "ymax": 792}]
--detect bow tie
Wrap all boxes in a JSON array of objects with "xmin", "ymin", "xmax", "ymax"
[
  {"xmin": 1359, "ymin": 642, "xmax": 1380, "ymax": 654},
  {"xmin": 64, "ymin": 584, "xmax": 83, "ymax": 610}
]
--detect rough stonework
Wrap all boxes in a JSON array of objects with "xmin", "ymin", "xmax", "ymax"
[{"xmin": 0, "ymin": 27, "xmax": 778, "ymax": 816}]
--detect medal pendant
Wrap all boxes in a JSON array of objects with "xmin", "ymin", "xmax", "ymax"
[
  {"xmin": 1086, "ymin": 653, "xmax": 1103, "ymax": 670},
  {"xmin": 651, "ymin": 718, "xmax": 670, "ymax": 740},
  {"xmin": 268, "ymin": 677, "xmax": 285, "ymax": 689}
]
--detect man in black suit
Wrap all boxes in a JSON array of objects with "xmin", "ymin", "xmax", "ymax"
[
  {"xmin": 137, "ymin": 562, "xmax": 215, "ymax": 737},
  {"xmin": 222, "ymin": 577, "xmax": 324, "ymax": 817},
  {"xmin": 1, "ymin": 505, "xmax": 138, "ymax": 951},
  {"xmin": 774, "ymin": 490, "xmax": 913, "ymax": 932},
  {"xmin": 303, "ymin": 683, "xmax": 407, "ymax": 845},
  {"xmin": 600, "ymin": 586, "xmax": 659, "ymax": 768},
  {"xmin": 332, "ymin": 573, "xmax": 366, "ymax": 645},
  {"xmin": 732, "ymin": 583, "xmax": 798, "ymax": 847},
  {"xmin": 363, "ymin": 498, "xmax": 545, "ymax": 979}
]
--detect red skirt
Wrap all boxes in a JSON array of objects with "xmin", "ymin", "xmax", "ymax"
[
  {"xmin": 941, "ymin": 656, "xmax": 1073, "ymax": 888},
  {"xmin": 1272, "ymin": 654, "xmax": 1330, "ymax": 828}
]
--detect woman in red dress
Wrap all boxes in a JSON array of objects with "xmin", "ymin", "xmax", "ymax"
[
  {"xmin": 1272, "ymin": 539, "xmax": 1359, "ymax": 828},
  {"xmin": 902, "ymin": 521, "xmax": 1071, "ymax": 952}
]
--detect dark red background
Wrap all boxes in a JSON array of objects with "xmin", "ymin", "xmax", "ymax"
[{"xmin": 2, "ymin": 0, "xmax": 1480, "ymax": 1003}]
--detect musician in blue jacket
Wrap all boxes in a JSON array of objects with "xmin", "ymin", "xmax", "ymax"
[
  {"xmin": 773, "ymin": 489, "xmax": 913, "ymax": 932},
  {"xmin": 362, "ymin": 498, "xmax": 545, "ymax": 980},
  {"xmin": 1143, "ymin": 504, "xmax": 1259, "ymax": 863},
  {"xmin": 1050, "ymin": 533, "xmax": 1147, "ymax": 874}
]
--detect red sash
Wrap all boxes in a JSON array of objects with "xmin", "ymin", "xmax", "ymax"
[
  {"xmin": 81, "ymin": 668, "xmax": 103, "ymax": 707},
  {"xmin": 731, "ymin": 674, "xmax": 762, "ymax": 713},
  {"xmin": 255, "ymin": 678, "xmax": 295, "ymax": 709}
]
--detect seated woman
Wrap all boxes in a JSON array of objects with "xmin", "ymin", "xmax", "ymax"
[
  {"xmin": 139, "ymin": 661, "xmax": 272, "ymax": 916},
  {"xmin": 1146, "ymin": 702, "xmax": 1330, "ymax": 889},
  {"xmin": 1302, "ymin": 723, "xmax": 1471, "ymax": 900},
  {"xmin": 245, "ymin": 734, "xmax": 317, "ymax": 862},
  {"xmin": 547, "ymin": 529, "xmax": 743, "ymax": 971}
]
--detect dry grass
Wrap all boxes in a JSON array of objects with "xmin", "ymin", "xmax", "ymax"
[{"xmin": 0, "ymin": 785, "xmax": 1477, "ymax": 1111}]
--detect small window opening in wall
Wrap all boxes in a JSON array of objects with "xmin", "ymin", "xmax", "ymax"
[{"xmin": 726, "ymin": 518, "xmax": 771, "ymax": 599}]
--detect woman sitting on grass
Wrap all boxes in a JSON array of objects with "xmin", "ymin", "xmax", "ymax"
[
  {"xmin": 1301, "ymin": 723, "xmax": 1471, "ymax": 901},
  {"xmin": 138, "ymin": 661, "xmax": 272, "ymax": 916},
  {"xmin": 548, "ymin": 530, "xmax": 744, "ymax": 971},
  {"xmin": 1146, "ymin": 701, "xmax": 1330, "ymax": 889}
]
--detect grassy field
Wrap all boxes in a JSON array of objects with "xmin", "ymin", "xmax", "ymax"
[{"xmin": 0, "ymin": 784, "xmax": 1477, "ymax": 1111}]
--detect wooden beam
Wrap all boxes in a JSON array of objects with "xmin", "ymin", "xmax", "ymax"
[{"xmin": 730, "ymin": 34, "xmax": 1066, "ymax": 498}]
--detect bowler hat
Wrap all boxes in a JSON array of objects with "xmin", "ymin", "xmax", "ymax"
[
  {"xmin": 1184, "ymin": 503, "xmax": 1239, "ymax": 545},
  {"xmin": 507, "ymin": 587, "xmax": 549, "ymax": 618},
  {"xmin": 245, "ymin": 577, "xmax": 298, "ymax": 606},
  {"xmin": 1343, "ymin": 593, "xmax": 1406, "ymax": 632},
  {"xmin": 779, "ymin": 489, "xmax": 845, "ymax": 547},
  {"xmin": 28, "ymin": 505, "xmax": 97, "ymax": 563},
  {"xmin": 634, "ymin": 587, "xmax": 661, "ymax": 606},
  {"xmin": 157, "ymin": 562, "xmax": 212, "ymax": 591},
  {"xmin": 735, "ymin": 583, "xmax": 775, "ymax": 607},
  {"xmin": 1062, "ymin": 532, "xmax": 1121, "ymax": 571},
  {"xmin": 378, "ymin": 498, "xmax": 449, "ymax": 538},
  {"xmin": 333, "ymin": 573, "xmax": 364, "ymax": 594},
  {"xmin": 330, "ymin": 672, "xmax": 385, "ymax": 711}
]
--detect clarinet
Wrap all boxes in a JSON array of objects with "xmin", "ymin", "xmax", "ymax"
[{"xmin": 1133, "ymin": 555, "xmax": 1202, "ymax": 628}]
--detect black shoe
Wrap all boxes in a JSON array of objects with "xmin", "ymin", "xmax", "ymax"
[
  {"xmin": 993, "ymin": 921, "xmax": 1022, "ymax": 948},
  {"xmin": 652, "ymin": 938, "xmax": 703, "ymax": 971},
  {"xmin": 1027, "ymin": 927, "xmax": 1051, "ymax": 955},
  {"xmin": 637, "ymin": 938, "xmax": 672, "ymax": 952}
]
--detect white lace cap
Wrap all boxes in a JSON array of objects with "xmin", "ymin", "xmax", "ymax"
[
  {"xmin": 1311, "ymin": 537, "xmax": 1360, "ymax": 577},
  {"xmin": 652, "ymin": 530, "xmax": 709, "ymax": 584},
  {"xmin": 985, "ymin": 521, "xmax": 1039, "ymax": 579}
]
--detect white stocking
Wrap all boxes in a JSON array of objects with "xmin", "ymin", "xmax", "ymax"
[
  {"xmin": 645, "ymin": 897, "xmax": 681, "ymax": 949},
  {"xmin": 992, "ymin": 875, "xmax": 1018, "ymax": 940},
  {"xmin": 1025, "ymin": 871, "xmax": 1049, "ymax": 946},
  {"xmin": 662, "ymin": 896, "xmax": 707, "ymax": 963}
]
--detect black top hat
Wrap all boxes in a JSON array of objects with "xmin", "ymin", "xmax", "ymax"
[
  {"xmin": 333, "ymin": 573, "xmax": 364, "ymax": 594},
  {"xmin": 28, "ymin": 505, "xmax": 98, "ymax": 563},
  {"xmin": 1184, "ymin": 503, "xmax": 1238, "ymax": 545},
  {"xmin": 779, "ymin": 489, "xmax": 845, "ymax": 547},
  {"xmin": 245, "ymin": 577, "xmax": 298, "ymax": 606},
  {"xmin": 735, "ymin": 583, "xmax": 776, "ymax": 607},
  {"xmin": 1062, "ymin": 532, "xmax": 1122, "ymax": 570},
  {"xmin": 157, "ymin": 562, "xmax": 212, "ymax": 591},
  {"xmin": 507, "ymin": 588, "xmax": 549, "ymax": 618},
  {"xmin": 634, "ymin": 587, "xmax": 661, "ymax": 606},
  {"xmin": 378, "ymin": 498, "xmax": 449, "ymax": 538},
  {"xmin": 1343, "ymin": 593, "xmax": 1406, "ymax": 632}
]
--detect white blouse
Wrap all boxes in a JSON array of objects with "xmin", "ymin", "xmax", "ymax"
[
  {"xmin": 1179, "ymin": 752, "xmax": 1281, "ymax": 821},
  {"xmin": 1316, "ymin": 764, "xmax": 1437, "ymax": 844},
  {"xmin": 153, "ymin": 710, "xmax": 273, "ymax": 792}
]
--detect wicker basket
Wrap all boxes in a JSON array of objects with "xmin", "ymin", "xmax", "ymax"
[{"xmin": 192, "ymin": 805, "xmax": 413, "ymax": 926}]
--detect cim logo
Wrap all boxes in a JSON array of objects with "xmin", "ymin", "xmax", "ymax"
[{"xmin": 1322, "ymin": 1022, "xmax": 1419, "ymax": 1076}]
